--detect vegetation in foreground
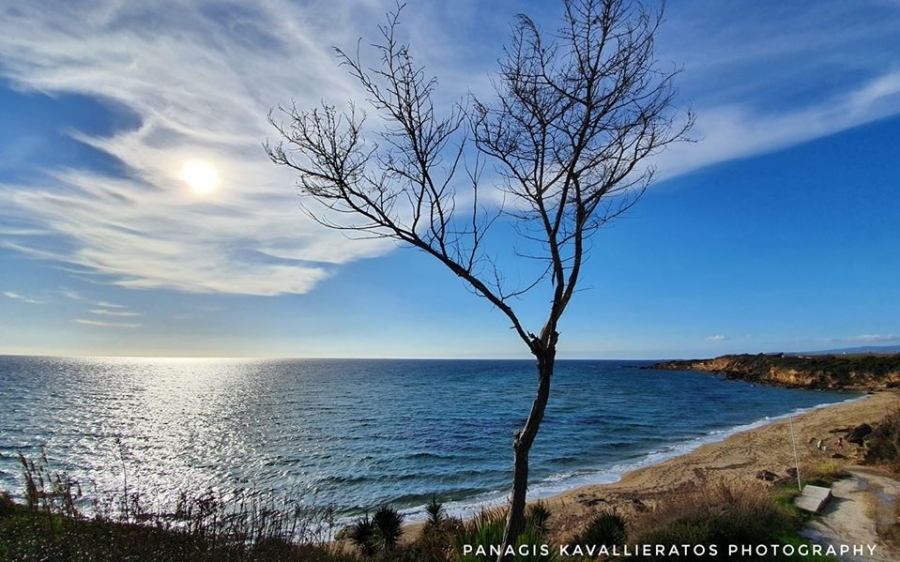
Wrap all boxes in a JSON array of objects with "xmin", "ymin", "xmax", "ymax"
[
  {"xmin": 863, "ymin": 409, "xmax": 900, "ymax": 472},
  {"xmin": 9, "ymin": 405, "xmax": 900, "ymax": 561},
  {"xmin": 1, "ymin": 453, "xmax": 344, "ymax": 562},
  {"xmin": 859, "ymin": 409, "xmax": 900, "ymax": 549},
  {"xmin": 1, "ymin": 452, "xmax": 851, "ymax": 562}
]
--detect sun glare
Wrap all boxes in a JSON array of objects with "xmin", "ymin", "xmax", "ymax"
[{"xmin": 180, "ymin": 160, "xmax": 220, "ymax": 194}]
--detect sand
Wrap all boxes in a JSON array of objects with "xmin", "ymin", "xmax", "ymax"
[
  {"xmin": 399, "ymin": 391, "xmax": 900, "ymax": 548},
  {"xmin": 535, "ymin": 390, "xmax": 900, "ymax": 541}
]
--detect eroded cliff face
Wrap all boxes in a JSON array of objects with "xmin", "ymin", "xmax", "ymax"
[
  {"xmin": 756, "ymin": 366, "xmax": 900, "ymax": 390},
  {"xmin": 650, "ymin": 354, "xmax": 900, "ymax": 391}
]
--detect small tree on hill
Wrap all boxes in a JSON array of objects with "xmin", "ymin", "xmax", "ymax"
[{"xmin": 267, "ymin": 0, "xmax": 691, "ymax": 558}]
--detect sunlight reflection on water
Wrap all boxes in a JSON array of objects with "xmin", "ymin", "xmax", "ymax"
[{"xmin": 0, "ymin": 356, "xmax": 854, "ymax": 518}]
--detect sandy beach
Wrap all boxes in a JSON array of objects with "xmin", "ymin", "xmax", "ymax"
[
  {"xmin": 399, "ymin": 390, "xmax": 900, "ymax": 546},
  {"xmin": 531, "ymin": 390, "xmax": 900, "ymax": 541}
]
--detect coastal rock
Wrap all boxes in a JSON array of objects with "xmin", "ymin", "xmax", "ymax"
[
  {"xmin": 846, "ymin": 423, "xmax": 872, "ymax": 445},
  {"xmin": 646, "ymin": 353, "xmax": 900, "ymax": 391},
  {"xmin": 756, "ymin": 470, "xmax": 779, "ymax": 481}
]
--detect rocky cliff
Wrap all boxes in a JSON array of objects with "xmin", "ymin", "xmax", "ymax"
[{"xmin": 649, "ymin": 353, "xmax": 900, "ymax": 391}]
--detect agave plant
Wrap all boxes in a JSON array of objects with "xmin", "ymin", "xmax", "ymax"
[
  {"xmin": 573, "ymin": 512, "xmax": 627, "ymax": 549},
  {"xmin": 348, "ymin": 513, "xmax": 378, "ymax": 556},
  {"xmin": 526, "ymin": 503, "xmax": 551, "ymax": 535},
  {"xmin": 452, "ymin": 508, "xmax": 557, "ymax": 562},
  {"xmin": 372, "ymin": 504, "xmax": 405, "ymax": 552}
]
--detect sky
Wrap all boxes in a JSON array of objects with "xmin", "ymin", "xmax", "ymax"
[{"xmin": 0, "ymin": 0, "xmax": 899, "ymax": 360}]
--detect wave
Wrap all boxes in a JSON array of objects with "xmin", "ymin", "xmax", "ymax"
[{"xmin": 401, "ymin": 393, "xmax": 867, "ymax": 524}]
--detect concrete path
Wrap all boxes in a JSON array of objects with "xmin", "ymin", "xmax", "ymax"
[{"xmin": 801, "ymin": 467, "xmax": 900, "ymax": 562}]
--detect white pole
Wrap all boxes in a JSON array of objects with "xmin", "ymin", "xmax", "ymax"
[{"xmin": 789, "ymin": 415, "xmax": 802, "ymax": 492}]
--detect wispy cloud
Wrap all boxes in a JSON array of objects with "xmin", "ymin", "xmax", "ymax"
[
  {"xmin": 94, "ymin": 301, "xmax": 126, "ymax": 309},
  {"xmin": 705, "ymin": 335, "xmax": 728, "ymax": 342},
  {"xmin": 656, "ymin": 71, "xmax": 900, "ymax": 179},
  {"xmin": 654, "ymin": 0, "xmax": 900, "ymax": 180},
  {"xmin": 852, "ymin": 334, "xmax": 900, "ymax": 343},
  {"xmin": 1, "ymin": 1, "xmax": 899, "ymax": 298},
  {"xmin": 88, "ymin": 308, "xmax": 141, "ymax": 317},
  {"xmin": 57, "ymin": 288, "xmax": 83, "ymax": 301},
  {"xmin": 74, "ymin": 319, "xmax": 142, "ymax": 329},
  {"xmin": 3, "ymin": 291, "xmax": 48, "ymax": 304},
  {"xmin": 0, "ymin": 0, "xmax": 396, "ymax": 297}
]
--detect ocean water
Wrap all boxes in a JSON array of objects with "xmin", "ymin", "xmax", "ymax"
[{"xmin": 0, "ymin": 356, "xmax": 855, "ymax": 520}]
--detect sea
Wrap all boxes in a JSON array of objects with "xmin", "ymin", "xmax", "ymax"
[{"xmin": 0, "ymin": 355, "xmax": 857, "ymax": 522}]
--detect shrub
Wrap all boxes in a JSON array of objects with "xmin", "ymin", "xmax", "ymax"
[
  {"xmin": 425, "ymin": 496, "xmax": 445, "ymax": 529},
  {"xmin": 3, "ymin": 453, "xmax": 348, "ymax": 562},
  {"xmin": 526, "ymin": 503, "xmax": 551, "ymax": 535},
  {"xmin": 450, "ymin": 508, "xmax": 557, "ymax": 562},
  {"xmin": 417, "ymin": 497, "xmax": 463, "ymax": 562},
  {"xmin": 571, "ymin": 512, "xmax": 627, "ymax": 550},
  {"xmin": 347, "ymin": 514, "xmax": 378, "ymax": 557},
  {"xmin": 628, "ymin": 484, "xmax": 804, "ymax": 561},
  {"xmin": 372, "ymin": 505, "xmax": 404, "ymax": 552},
  {"xmin": 865, "ymin": 410, "xmax": 900, "ymax": 469}
]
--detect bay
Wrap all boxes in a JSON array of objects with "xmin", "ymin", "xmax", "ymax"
[{"xmin": 0, "ymin": 355, "xmax": 854, "ymax": 519}]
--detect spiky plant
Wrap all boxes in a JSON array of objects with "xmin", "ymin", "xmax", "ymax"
[
  {"xmin": 426, "ymin": 496, "xmax": 445, "ymax": 528},
  {"xmin": 372, "ymin": 504, "xmax": 405, "ymax": 552},
  {"xmin": 348, "ymin": 513, "xmax": 378, "ymax": 556},
  {"xmin": 526, "ymin": 503, "xmax": 551, "ymax": 534},
  {"xmin": 452, "ymin": 508, "xmax": 557, "ymax": 562},
  {"xmin": 573, "ymin": 512, "xmax": 627, "ymax": 549}
]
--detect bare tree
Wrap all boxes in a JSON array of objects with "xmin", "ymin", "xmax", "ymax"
[{"xmin": 266, "ymin": 0, "xmax": 691, "ymax": 557}]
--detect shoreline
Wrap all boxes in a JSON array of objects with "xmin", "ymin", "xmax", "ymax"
[
  {"xmin": 402, "ymin": 391, "xmax": 899, "ymax": 542},
  {"xmin": 537, "ymin": 390, "xmax": 899, "ymax": 541}
]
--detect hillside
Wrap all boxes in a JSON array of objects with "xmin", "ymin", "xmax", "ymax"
[{"xmin": 649, "ymin": 353, "xmax": 900, "ymax": 391}]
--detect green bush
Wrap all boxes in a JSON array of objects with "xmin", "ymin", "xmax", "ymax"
[
  {"xmin": 865, "ymin": 410, "xmax": 900, "ymax": 468},
  {"xmin": 571, "ymin": 512, "xmax": 627, "ymax": 549},
  {"xmin": 2, "ymin": 453, "xmax": 350, "ymax": 562},
  {"xmin": 626, "ymin": 484, "xmax": 828, "ymax": 562},
  {"xmin": 450, "ymin": 508, "xmax": 557, "ymax": 562},
  {"xmin": 372, "ymin": 505, "xmax": 404, "ymax": 552}
]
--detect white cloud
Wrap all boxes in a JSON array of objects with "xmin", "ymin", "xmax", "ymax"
[
  {"xmin": 74, "ymin": 319, "xmax": 142, "ymax": 329},
  {"xmin": 653, "ymin": 0, "xmax": 900, "ymax": 180},
  {"xmin": 2, "ymin": 291, "xmax": 47, "ymax": 304},
  {"xmin": 655, "ymin": 70, "xmax": 900, "ymax": 180},
  {"xmin": 58, "ymin": 288, "xmax": 83, "ymax": 301},
  {"xmin": 0, "ymin": 0, "xmax": 398, "ymax": 297},
  {"xmin": 705, "ymin": 335, "xmax": 728, "ymax": 342},
  {"xmin": 1, "ymin": 1, "xmax": 899, "ymax": 298},
  {"xmin": 852, "ymin": 334, "xmax": 900, "ymax": 343},
  {"xmin": 89, "ymin": 308, "xmax": 141, "ymax": 317}
]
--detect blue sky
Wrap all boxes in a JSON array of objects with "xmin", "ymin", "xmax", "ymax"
[{"xmin": 1, "ymin": 0, "xmax": 899, "ymax": 359}]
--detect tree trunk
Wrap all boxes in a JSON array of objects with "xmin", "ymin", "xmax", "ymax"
[{"xmin": 498, "ymin": 344, "xmax": 556, "ymax": 562}]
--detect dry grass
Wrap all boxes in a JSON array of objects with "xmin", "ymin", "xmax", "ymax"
[
  {"xmin": 864, "ymin": 409, "xmax": 900, "ymax": 472},
  {"xmin": 629, "ymin": 482, "xmax": 792, "ymax": 541},
  {"xmin": 1, "ymin": 453, "xmax": 354, "ymax": 562}
]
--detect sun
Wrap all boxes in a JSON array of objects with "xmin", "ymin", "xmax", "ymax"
[{"xmin": 179, "ymin": 160, "xmax": 220, "ymax": 194}]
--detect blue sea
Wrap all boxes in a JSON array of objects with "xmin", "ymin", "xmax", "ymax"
[{"xmin": 0, "ymin": 356, "xmax": 856, "ymax": 521}]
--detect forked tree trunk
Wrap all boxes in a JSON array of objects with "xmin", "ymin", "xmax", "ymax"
[{"xmin": 498, "ymin": 343, "xmax": 556, "ymax": 562}]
